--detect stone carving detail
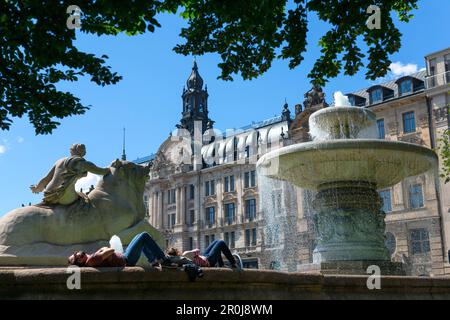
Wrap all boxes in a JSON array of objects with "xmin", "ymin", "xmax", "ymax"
[
  {"xmin": 310, "ymin": 185, "xmax": 390, "ymax": 261},
  {"xmin": 0, "ymin": 160, "xmax": 162, "ymax": 264},
  {"xmin": 399, "ymin": 132, "xmax": 425, "ymax": 145},
  {"xmin": 303, "ymin": 85, "xmax": 329, "ymax": 109},
  {"xmin": 434, "ymin": 106, "xmax": 449, "ymax": 123}
]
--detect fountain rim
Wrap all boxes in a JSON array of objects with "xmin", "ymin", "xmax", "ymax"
[
  {"xmin": 256, "ymin": 139, "xmax": 439, "ymax": 172},
  {"xmin": 309, "ymin": 105, "xmax": 377, "ymax": 120}
]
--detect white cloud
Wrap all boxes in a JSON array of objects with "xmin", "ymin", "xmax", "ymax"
[
  {"xmin": 75, "ymin": 173, "xmax": 102, "ymax": 193},
  {"xmin": 17, "ymin": 136, "xmax": 25, "ymax": 144},
  {"xmin": 0, "ymin": 145, "xmax": 6, "ymax": 154},
  {"xmin": 389, "ymin": 62, "xmax": 419, "ymax": 77}
]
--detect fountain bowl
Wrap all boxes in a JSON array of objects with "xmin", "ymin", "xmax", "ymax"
[
  {"xmin": 257, "ymin": 139, "xmax": 438, "ymax": 191},
  {"xmin": 309, "ymin": 106, "xmax": 378, "ymax": 140}
]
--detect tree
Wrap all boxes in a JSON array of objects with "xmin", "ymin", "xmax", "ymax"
[{"xmin": 1, "ymin": 0, "xmax": 418, "ymax": 134}]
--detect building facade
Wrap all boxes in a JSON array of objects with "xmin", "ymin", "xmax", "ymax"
[{"xmin": 136, "ymin": 48, "xmax": 450, "ymax": 275}]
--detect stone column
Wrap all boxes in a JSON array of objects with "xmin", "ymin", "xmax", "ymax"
[
  {"xmin": 151, "ymin": 192, "xmax": 156, "ymax": 226},
  {"xmin": 180, "ymin": 186, "xmax": 186, "ymax": 226},
  {"xmin": 175, "ymin": 187, "xmax": 181, "ymax": 225},
  {"xmin": 160, "ymin": 191, "xmax": 165, "ymax": 229}
]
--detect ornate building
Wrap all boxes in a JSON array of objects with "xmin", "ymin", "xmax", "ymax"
[{"xmin": 136, "ymin": 48, "xmax": 450, "ymax": 274}]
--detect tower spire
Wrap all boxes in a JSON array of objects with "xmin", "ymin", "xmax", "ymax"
[{"xmin": 121, "ymin": 127, "xmax": 127, "ymax": 161}]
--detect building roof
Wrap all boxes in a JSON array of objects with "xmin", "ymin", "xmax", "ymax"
[
  {"xmin": 133, "ymin": 154, "xmax": 155, "ymax": 164},
  {"xmin": 347, "ymin": 70, "xmax": 426, "ymax": 107},
  {"xmin": 132, "ymin": 114, "xmax": 287, "ymax": 165}
]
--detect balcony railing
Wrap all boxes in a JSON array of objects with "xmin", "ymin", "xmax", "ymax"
[{"xmin": 425, "ymin": 71, "xmax": 450, "ymax": 89}]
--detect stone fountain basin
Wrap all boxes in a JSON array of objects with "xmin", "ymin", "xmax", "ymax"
[{"xmin": 257, "ymin": 139, "xmax": 438, "ymax": 191}]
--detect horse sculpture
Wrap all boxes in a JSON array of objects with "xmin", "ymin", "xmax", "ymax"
[{"xmin": 0, "ymin": 160, "xmax": 163, "ymax": 266}]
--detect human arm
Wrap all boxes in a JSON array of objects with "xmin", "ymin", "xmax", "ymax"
[
  {"xmin": 30, "ymin": 165, "xmax": 55, "ymax": 193},
  {"xmin": 85, "ymin": 247, "xmax": 115, "ymax": 267},
  {"xmin": 182, "ymin": 249, "xmax": 200, "ymax": 260},
  {"xmin": 79, "ymin": 160, "xmax": 110, "ymax": 176}
]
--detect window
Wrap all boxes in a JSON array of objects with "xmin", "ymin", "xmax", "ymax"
[
  {"xmin": 409, "ymin": 184, "xmax": 424, "ymax": 209},
  {"xmin": 245, "ymin": 229, "xmax": 251, "ymax": 247},
  {"xmin": 245, "ymin": 199, "xmax": 257, "ymax": 220},
  {"xmin": 189, "ymin": 237, "xmax": 193, "ymax": 250},
  {"xmin": 271, "ymin": 192, "xmax": 282, "ymax": 213},
  {"xmin": 223, "ymin": 231, "xmax": 236, "ymax": 248},
  {"xmin": 224, "ymin": 203, "xmax": 235, "ymax": 224},
  {"xmin": 410, "ymin": 228, "xmax": 430, "ymax": 255},
  {"xmin": 168, "ymin": 188, "xmax": 176, "ymax": 204},
  {"xmin": 210, "ymin": 234, "xmax": 215, "ymax": 242},
  {"xmin": 205, "ymin": 181, "xmax": 210, "ymax": 196},
  {"xmin": 252, "ymin": 228, "xmax": 257, "ymax": 246},
  {"xmin": 245, "ymin": 145, "xmax": 250, "ymax": 158},
  {"xmin": 224, "ymin": 175, "xmax": 235, "ymax": 193},
  {"xmin": 189, "ymin": 209, "xmax": 195, "ymax": 226},
  {"xmin": 224, "ymin": 176, "xmax": 229, "ymax": 193},
  {"xmin": 211, "ymin": 180, "xmax": 215, "ymax": 195},
  {"xmin": 429, "ymin": 58, "xmax": 436, "ymax": 88},
  {"xmin": 244, "ymin": 172, "xmax": 250, "ymax": 188},
  {"xmin": 144, "ymin": 196, "xmax": 149, "ymax": 211},
  {"xmin": 399, "ymin": 79, "xmax": 412, "ymax": 96},
  {"xmin": 402, "ymin": 111, "xmax": 416, "ymax": 133},
  {"xmin": 348, "ymin": 95, "xmax": 355, "ymax": 106},
  {"xmin": 377, "ymin": 119, "xmax": 385, "ymax": 139},
  {"xmin": 190, "ymin": 185, "xmax": 195, "ymax": 200},
  {"xmin": 205, "ymin": 180, "xmax": 215, "ymax": 196},
  {"xmin": 370, "ymin": 88, "xmax": 382, "ymax": 104},
  {"xmin": 206, "ymin": 206, "xmax": 215, "ymax": 226},
  {"xmin": 245, "ymin": 170, "xmax": 257, "ymax": 188},
  {"xmin": 251, "ymin": 170, "xmax": 256, "ymax": 187},
  {"xmin": 445, "ymin": 54, "xmax": 450, "ymax": 83},
  {"xmin": 230, "ymin": 231, "xmax": 235, "ymax": 248},
  {"xmin": 168, "ymin": 213, "xmax": 176, "ymax": 228},
  {"xmin": 379, "ymin": 189, "xmax": 392, "ymax": 213},
  {"xmin": 205, "ymin": 235, "xmax": 210, "ymax": 248},
  {"xmin": 233, "ymin": 137, "xmax": 238, "ymax": 161}
]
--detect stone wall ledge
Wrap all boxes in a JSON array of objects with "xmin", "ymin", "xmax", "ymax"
[{"xmin": 1, "ymin": 267, "xmax": 450, "ymax": 300}]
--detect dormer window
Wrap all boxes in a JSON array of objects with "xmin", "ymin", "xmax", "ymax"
[
  {"xmin": 398, "ymin": 78, "xmax": 412, "ymax": 96},
  {"xmin": 367, "ymin": 85, "xmax": 394, "ymax": 105},
  {"xmin": 370, "ymin": 88, "xmax": 382, "ymax": 104},
  {"xmin": 346, "ymin": 94, "xmax": 366, "ymax": 107}
]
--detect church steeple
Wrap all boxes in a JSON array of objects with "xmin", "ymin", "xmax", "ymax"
[
  {"xmin": 178, "ymin": 60, "xmax": 213, "ymax": 136},
  {"xmin": 121, "ymin": 127, "xmax": 127, "ymax": 161}
]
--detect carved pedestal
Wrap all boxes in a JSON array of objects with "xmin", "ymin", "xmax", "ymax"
[{"xmin": 312, "ymin": 182, "xmax": 390, "ymax": 262}]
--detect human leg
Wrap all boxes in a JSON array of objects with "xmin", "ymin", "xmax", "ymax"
[
  {"xmin": 124, "ymin": 232, "xmax": 165, "ymax": 266},
  {"xmin": 205, "ymin": 240, "xmax": 236, "ymax": 267}
]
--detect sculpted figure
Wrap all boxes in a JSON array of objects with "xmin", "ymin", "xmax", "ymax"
[{"xmin": 30, "ymin": 143, "xmax": 109, "ymax": 206}]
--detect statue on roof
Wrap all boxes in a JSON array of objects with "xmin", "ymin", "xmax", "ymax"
[{"xmin": 303, "ymin": 85, "xmax": 328, "ymax": 109}]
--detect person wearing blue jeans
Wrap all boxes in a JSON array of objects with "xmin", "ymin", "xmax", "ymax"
[
  {"xmin": 124, "ymin": 232, "xmax": 170, "ymax": 266},
  {"xmin": 179, "ymin": 240, "xmax": 238, "ymax": 268},
  {"xmin": 68, "ymin": 232, "xmax": 174, "ymax": 268}
]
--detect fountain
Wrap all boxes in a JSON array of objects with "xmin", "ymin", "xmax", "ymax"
[{"xmin": 257, "ymin": 93, "xmax": 438, "ymax": 275}]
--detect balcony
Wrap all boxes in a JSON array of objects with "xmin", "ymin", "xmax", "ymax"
[
  {"xmin": 221, "ymin": 217, "xmax": 236, "ymax": 226},
  {"xmin": 398, "ymin": 132, "xmax": 425, "ymax": 145},
  {"xmin": 199, "ymin": 220, "xmax": 217, "ymax": 229},
  {"xmin": 425, "ymin": 71, "xmax": 450, "ymax": 89}
]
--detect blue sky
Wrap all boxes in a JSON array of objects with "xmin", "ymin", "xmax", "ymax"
[{"xmin": 0, "ymin": 0, "xmax": 449, "ymax": 215}]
